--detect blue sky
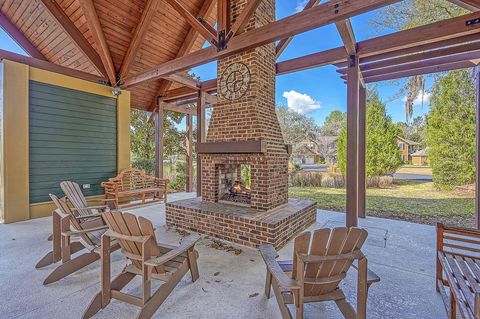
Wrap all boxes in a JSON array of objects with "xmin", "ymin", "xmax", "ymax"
[{"xmin": 0, "ymin": 1, "xmax": 433, "ymax": 126}]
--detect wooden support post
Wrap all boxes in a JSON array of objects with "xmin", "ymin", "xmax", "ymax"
[
  {"xmin": 358, "ymin": 85, "xmax": 367, "ymax": 219},
  {"xmin": 346, "ymin": 55, "xmax": 360, "ymax": 227},
  {"xmin": 155, "ymin": 104, "xmax": 165, "ymax": 179},
  {"xmin": 186, "ymin": 114, "xmax": 193, "ymax": 192},
  {"xmin": 196, "ymin": 92, "xmax": 206, "ymax": 196},
  {"xmin": 476, "ymin": 66, "xmax": 480, "ymax": 228}
]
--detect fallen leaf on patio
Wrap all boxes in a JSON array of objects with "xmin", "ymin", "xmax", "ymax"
[
  {"xmin": 214, "ymin": 272, "xmax": 220, "ymax": 276},
  {"xmin": 209, "ymin": 239, "xmax": 242, "ymax": 255},
  {"xmin": 250, "ymin": 259, "xmax": 255, "ymax": 262},
  {"xmin": 176, "ymin": 229, "xmax": 190, "ymax": 237},
  {"xmin": 249, "ymin": 293, "xmax": 259, "ymax": 298},
  {"xmin": 214, "ymin": 280, "xmax": 221, "ymax": 283},
  {"xmin": 202, "ymin": 288, "xmax": 208, "ymax": 293}
]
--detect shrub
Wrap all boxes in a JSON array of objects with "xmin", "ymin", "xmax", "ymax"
[
  {"xmin": 289, "ymin": 171, "xmax": 393, "ymax": 189},
  {"xmin": 131, "ymin": 158, "xmax": 154, "ymax": 175}
]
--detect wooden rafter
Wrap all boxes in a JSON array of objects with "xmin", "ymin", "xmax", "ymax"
[
  {"xmin": 150, "ymin": 0, "xmax": 216, "ymax": 111},
  {"xmin": 78, "ymin": 0, "xmax": 117, "ymax": 85},
  {"xmin": 275, "ymin": 0, "xmax": 319, "ymax": 59},
  {"xmin": 166, "ymin": 0, "xmax": 217, "ymax": 46},
  {"xmin": 336, "ymin": 19, "xmax": 357, "ymax": 55},
  {"xmin": 0, "ymin": 12, "xmax": 46, "ymax": 60},
  {"xmin": 123, "ymin": 0, "xmax": 401, "ymax": 87},
  {"xmin": 0, "ymin": 48, "xmax": 104, "ymax": 83},
  {"xmin": 337, "ymin": 40, "xmax": 480, "ymax": 74},
  {"xmin": 217, "ymin": 0, "xmax": 230, "ymax": 33},
  {"xmin": 119, "ymin": 0, "xmax": 160, "ymax": 80},
  {"xmin": 163, "ymin": 73, "xmax": 201, "ymax": 89},
  {"xmin": 39, "ymin": 0, "xmax": 107, "ymax": 78},
  {"xmin": 227, "ymin": 0, "xmax": 262, "ymax": 40},
  {"xmin": 276, "ymin": 47, "xmax": 347, "ymax": 75},
  {"xmin": 448, "ymin": 0, "xmax": 480, "ymax": 11},
  {"xmin": 364, "ymin": 60, "xmax": 476, "ymax": 83}
]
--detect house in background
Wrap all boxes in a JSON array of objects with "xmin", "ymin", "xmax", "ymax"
[
  {"xmin": 292, "ymin": 136, "xmax": 338, "ymax": 165},
  {"xmin": 411, "ymin": 149, "xmax": 428, "ymax": 166},
  {"xmin": 397, "ymin": 136, "xmax": 421, "ymax": 162}
]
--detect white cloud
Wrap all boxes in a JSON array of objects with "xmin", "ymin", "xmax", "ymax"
[
  {"xmin": 295, "ymin": 0, "xmax": 308, "ymax": 12},
  {"xmin": 402, "ymin": 90, "xmax": 432, "ymax": 106},
  {"xmin": 282, "ymin": 90, "xmax": 321, "ymax": 114}
]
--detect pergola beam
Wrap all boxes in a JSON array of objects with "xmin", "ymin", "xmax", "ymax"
[
  {"xmin": 163, "ymin": 73, "xmax": 201, "ymax": 90},
  {"xmin": 275, "ymin": 0, "xmax": 320, "ymax": 59},
  {"xmin": 123, "ymin": 0, "xmax": 401, "ymax": 87},
  {"xmin": 227, "ymin": 0, "xmax": 262, "ymax": 40},
  {"xmin": 119, "ymin": 0, "xmax": 160, "ymax": 80},
  {"xmin": 39, "ymin": 0, "xmax": 107, "ymax": 79},
  {"xmin": 166, "ymin": 0, "xmax": 217, "ymax": 46},
  {"xmin": 0, "ymin": 12, "xmax": 46, "ymax": 60},
  {"xmin": 336, "ymin": 19, "xmax": 357, "ymax": 55},
  {"xmin": 78, "ymin": 0, "xmax": 117, "ymax": 85},
  {"xmin": 449, "ymin": 0, "xmax": 480, "ymax": 11}
]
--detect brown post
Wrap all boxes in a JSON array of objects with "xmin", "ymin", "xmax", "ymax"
[
  {"xmin": 196, "ymin": 91, "xmax": 206, "ymax": 197},
  {"xmin": 154, "ymin": 104, "xmax": 164, "ymax": 179},
  {"xmin": 476, "ymin": 66, "xmax": 480, "ymax": 228},
  {"xmin": 186, "ymin": 114, "xmax": 193, "ymax": 192},
  {"xmin": 346, "ymin": 54, "xmax": 360, "ymax": 227},
  {"xmin": 358, "ymin": 85, "xmax": 366, "ymax": 219}
]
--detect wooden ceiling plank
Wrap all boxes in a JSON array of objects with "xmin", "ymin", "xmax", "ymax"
[
  {"xmin": 0, "ymin": 11, "xmax": 46, "ymax": 60},
  {"xmin": 78, "ymin": 0, "xmax": 117, "ymax": 85},
  {"xmin": 275, "ymin": 0, "xmax": 319, "ymax": 59},
  {"xmin": 337, "ymin": 40, "xmax": 480, "ymax": 74},
  {"xmin": 0, "ymin": 48, "xmax": 104, "ymax": 83},
  {"xmin": 165, "ymin": 0, "xmax": 217, "ymax": 46},
  {"xmin": 227, "ymin": 0, "xmax": 262, "ymax": 40},
  {"xmin": 335, "ymin": 19, "xmax": 356, "ymax": 55},
  {"xmin": 123, "ymin": 0, "xmax": 401, "ymax": 87},
  {"xmin": 39, "ymin": 0, "xmax": 107, "ymax": 79},
  {"xmin": 364, "ymin": 60, "xmax": 476, "ymax": 83},
  {"xmin": 119, "ymin": 0, "xmax": 161, "ymax": 80},
  {"xmin": 448, "ymin": 0, "xmax": 480, "ymax": 11}
]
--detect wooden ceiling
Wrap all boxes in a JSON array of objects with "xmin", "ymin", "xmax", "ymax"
[{"xmin": 0, "ymin": 0, "xmax": 216, "ymax": 111}]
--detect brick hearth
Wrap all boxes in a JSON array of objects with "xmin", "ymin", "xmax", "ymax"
[{"xmin": 166, "ymin": 198, "xmax": 317, "ymax": 249}]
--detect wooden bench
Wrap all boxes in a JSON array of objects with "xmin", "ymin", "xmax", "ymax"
[
  {"xmin": 101, "ymin": 168, "xmax": 168, "ymax": 208},
  {"xmin": 436, "ymin": 223, "xmax": 480, "ymax": 319}
]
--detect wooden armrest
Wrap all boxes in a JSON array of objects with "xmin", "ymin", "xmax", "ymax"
[
  {"xmin": 259, "ymin": 244, "xmax": 301, "ymax": 290},
  {"xmin": 62, "ymin": 225, "xmax": 108, "ymax": 237},
  {"xmin": 145, "ymin": 234, "xmax": 200, "ymax": 267},
  {"xmin": 351, "ymin": 263, "xmax": 381, "ymax": 285},
  {"xmin": 90, "ymin": 198, "xmax": 117, "ymax": 202}
]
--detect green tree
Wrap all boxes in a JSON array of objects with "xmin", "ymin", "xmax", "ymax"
[
  {"xmin": 276, "ymin": 105, "xmax": 320, "ymax": 157},
  {"xmin": 321, "ymin": 110, "xmax": 346, "ymax": 136},
  {"xmin": 338, "ymin": 90, "xmax": 402, "ymax": 177},
  {"xmin": 427, "ymin": 70, "xmax": 476, "ymax": 189},
  {"xmin": 395, "ymin": 116, "xmax": 428, "ymax": 145},
  {"xmin": 130, "ymin": 109, "xmax": 186, "ymax": 174}
]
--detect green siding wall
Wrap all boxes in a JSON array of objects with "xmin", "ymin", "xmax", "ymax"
[{"xmin": 29, "ymin": 81, "xmax": 117, "ymax": 203}]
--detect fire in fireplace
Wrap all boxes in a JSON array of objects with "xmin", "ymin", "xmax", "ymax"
[{"xmin": 218, "ymin": 164, "xmax": 251, "ymax": 206}]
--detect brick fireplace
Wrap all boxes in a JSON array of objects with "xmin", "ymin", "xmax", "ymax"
[{"xmin": 165, "ymin": 0, "xmax": 316, "ymax": 248}]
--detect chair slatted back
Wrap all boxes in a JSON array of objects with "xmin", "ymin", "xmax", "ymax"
[
  {"xmin": 60, "ymin": 181, "xmax": 89, "ymax": 215},
  {"xmin": 294, "ymin": 227, "xmax": 368, "ymax": 297},
  {"xmin": 102, "ymin": 211, "xmax": 163, "ymax": 273},
  {"xmin": 49, "ymin": 194, "xmax": 103, "ymax": 247}
]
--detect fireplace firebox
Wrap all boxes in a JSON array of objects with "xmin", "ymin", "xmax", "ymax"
[{"xmin": 218, "ymin": 164, "xmax": 251, "ymax": 206}]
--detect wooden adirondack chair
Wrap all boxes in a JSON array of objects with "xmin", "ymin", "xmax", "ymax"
[
  {"xmin": 259, "ymin": 227, "xmax": 380, "ymax": 319},
  {"xmin": 83, "ymin": 211, "xmax": 200, "ymax": 319},
  {"xmin": 40, "ymin": 194, "xmax": 119, "ymax": 285},
  {"xmin": 60, "ymin": 181, "xmax": 117, "ymax": 215}
]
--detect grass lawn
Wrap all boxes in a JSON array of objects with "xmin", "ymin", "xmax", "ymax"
[
  {"xmin": 395, "ymin": 166, "xmax": 432, "ymax": 175},
  {"xmin": 289, "ymin": 180, "xmax": 475, "ymax": 227}
]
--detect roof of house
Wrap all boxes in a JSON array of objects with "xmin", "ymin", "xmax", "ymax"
[
  {"xmin": 411, "ymin": 149, "xmax": 427, "ymax": 157},
  {"xmin": 397, "ymin": 136, "xmax": 421, "ymax": 146}
]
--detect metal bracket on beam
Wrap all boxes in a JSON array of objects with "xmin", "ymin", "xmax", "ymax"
[
  {"xmin": 217, "ymin": 30, "xmax": 227, "ymax": 52},
  {"xmin": 348, "ymin": 54, "xmax": 357, "ymax": 67},
  {"xmin": 466, "ymin": 18, "xmax": 480, "ymax": 27}
]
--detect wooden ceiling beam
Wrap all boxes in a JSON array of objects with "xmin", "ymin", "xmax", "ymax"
[
  {"xmin": 448, "ymin": 0, "xmax": 480, "ymax": 11},
  {"xmin": 276, "ymin": 47, "xmax": 347, "ymax": 75},
  {"xmin": 227, "ymin": 0, "xmax": 262, "ymax": 40},
  {"xmin": 166, "ymin": 0, "xmax": 217, "ymax": 46},
  {"xmin": 0, "ymin": 48, "xmax": 104, "ymax": 83},
  {"xmin": 78, "ymin": 0, "xmax": 117, "ymax": 85},
  {"xmin": 123, "ymin": 0, "xmax": 400, "ymax": 87},
  {"xmin": 217, "ymin": 0, "xmax": 230, "ymax": 33},
  {"xmin": 334, "ymin": 33, "xmax": 480, "ymax": 68},
  {"xmin": 163, "ymin": 73, "xmax": 201, "ymax": 90},
  {"xmin": 0, "ymin": 12, "xmax": 46, "ymax": 60},
  {"xmin": 39, "ymin": 0, "xmax": 107, "ymax": 78},
  {"xmin": 363, "ymin": 60, "xmax": 476, "ymax": 83},
  {"xmin": 119, "ymin": 0, "xmax": 160, "ymax": 80},
  {"xmin": 335, "ymin": 19, "xmax": 357, "ymax": 55},
  {"xmin": 163, "ymin": 103, "xmax": 197, "ymax": 115},
  {"xmin": 337, "ymin": 40, "xmax": 480, "ymax": 74},
  {"xmin": 275, "ymin": 0, "xmax": 319, "ymax": 59}
]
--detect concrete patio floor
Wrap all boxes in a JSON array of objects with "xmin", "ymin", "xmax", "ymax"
[{"xmin": 0, "ymin": 192, "xmax": 445, "ymax": 319}]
